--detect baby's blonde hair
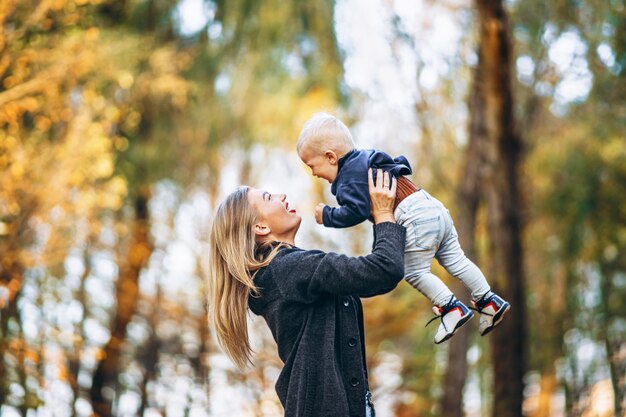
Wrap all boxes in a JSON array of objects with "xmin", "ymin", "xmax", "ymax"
[{"xmin": 297, "ymin": 112, "xmax": 355, "ymax": 157}]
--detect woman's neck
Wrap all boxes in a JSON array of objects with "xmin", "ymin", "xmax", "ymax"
[
  {"xmin": 263, "ymin": 234, "xmax": 295, "ymax": 247},
  {"xmin": 275, "ymin": 236, "xmax": 296, "ymax": 246}
]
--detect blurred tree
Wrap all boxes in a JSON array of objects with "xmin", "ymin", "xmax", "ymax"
[
  {"xmin": 440, "ymin": 18, "xmax": 489, "ymax": 416},
  {"xmin": 2, "ymin": 0, "xmax": 344, "ymax": 414},
  {"xmin": 473, "ymin": 1, "xmax": 526, "ymax": 417},
  {"xmin": 5, "ymin": 0, "xmax": 623, "ymax": 415},
  {"xmin": 0, "ymin": 2, "xmax": 126, "ymax": 412},
  {"xmin": 79, "ymin": 0, "xmax": 345, "ymax": 415},
  {"xmin": 510, "ymin": 1, "xmax": 625, "ymax": 415}
]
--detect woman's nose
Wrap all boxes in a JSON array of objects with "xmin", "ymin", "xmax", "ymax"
[{"xmin": 277, "ymin": 194, "xmax": 286, "ymax": 202}]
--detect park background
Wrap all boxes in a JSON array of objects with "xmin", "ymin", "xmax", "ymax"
[{"xmin": 1, "ymin": 0, "xmax": 625, "ymax": 416}]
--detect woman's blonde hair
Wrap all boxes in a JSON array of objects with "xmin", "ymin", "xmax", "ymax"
[{"xmin": 207, "ymin": 186, "xmax": 288, "ymax": 368}]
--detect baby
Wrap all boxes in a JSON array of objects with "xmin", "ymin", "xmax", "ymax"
[{"xmin": 297, "ymin": 112, "xmax": 510, "ymax": 344}]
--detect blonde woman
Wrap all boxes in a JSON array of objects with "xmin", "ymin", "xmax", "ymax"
[{"xmin": 208, "ymin": 169, "xmax": 406, "ymax": 417}]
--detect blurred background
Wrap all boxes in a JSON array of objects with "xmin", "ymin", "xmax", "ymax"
[{"xmin": 1, "ymin": 0, "xmax": 625, "ymax": 416}]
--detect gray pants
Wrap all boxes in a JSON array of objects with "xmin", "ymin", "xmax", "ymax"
[{"xmin": 394, "ymin": 189, "xmax": 491, "ymax": 307}]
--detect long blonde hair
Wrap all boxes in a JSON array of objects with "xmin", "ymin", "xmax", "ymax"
[{"xmin": 207, "ymin": 186, "xmax": 288, "ymax": 368}]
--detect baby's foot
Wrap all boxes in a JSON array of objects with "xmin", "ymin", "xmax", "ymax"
[
  {"xmin": 427, "ymin": 296, "xmax": 474, "ymax": 344},
  {"xmin": 472, "ymin": 292, "xmax": 510, "ymax": 335}
]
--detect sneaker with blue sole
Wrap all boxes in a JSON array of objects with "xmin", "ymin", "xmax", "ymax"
[
  {"xmin": 427, "ymin": 296, "xmax": 474, "ymax": 344},
  {"xmin": 472, "ymin": 292, "xmax": 510, "ymax": 336}
]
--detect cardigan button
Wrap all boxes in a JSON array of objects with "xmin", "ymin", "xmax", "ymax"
[
  {"xmin": 343, "ymin": 298, "xmax": 350, "ymax": 307},
  {"xmin": 348, "ymin": 338, "xmax": 357, "ymax": 347},
  {"xmin": 350, "ymin": 377, "xmax": 359, "ymax": 387}
]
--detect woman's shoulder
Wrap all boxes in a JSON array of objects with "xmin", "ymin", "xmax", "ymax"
[
  {"xmin": 261, "ymin": 247, "xmax": 336, "ymax": 285},
  {"xmin": 250, "ymin": 250, "xmax": 293, "ymax": 311},
  {"xmin": 271, "ymin": 246, "xmax": 325, "ymax": 265},
  {"xmin": 255, "ymin": 247, "xmax": 316, "ymax": 280},
  {"xmin": 250, "ymin": 247, "xmax": 324, "ymax": 311}
]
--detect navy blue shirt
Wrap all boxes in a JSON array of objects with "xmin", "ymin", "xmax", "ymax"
[{"xmin": 322, "ymin": 149, "xmax": 412, "ymax": 228}]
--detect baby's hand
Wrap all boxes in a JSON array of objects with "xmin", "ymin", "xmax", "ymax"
[{"xmin": 315, "ymin": 203, "xmax": 325, "ymax": 224}]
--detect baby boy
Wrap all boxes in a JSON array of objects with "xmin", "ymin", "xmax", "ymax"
[{"xmin": 297, "ymin": 112, "xmax": 510, "ymax": 343}]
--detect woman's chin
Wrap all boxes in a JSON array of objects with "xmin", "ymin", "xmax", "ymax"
[{"xmin": 293, "ymin": 216, "xmax": 302, "ymax": 232}]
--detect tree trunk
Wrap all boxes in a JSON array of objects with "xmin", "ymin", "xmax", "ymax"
[
  {"xmin": 599, "ymin": 266, "xmax": 625, "ymax": 417},
  {"xmin": 440, "ymin": 49, "xmax": 489, "ymax": 417},
  {"xmin": 475, "ymin": 1, "xmax": 526, "ymax": 417},
  {"xmin": 191, "ymin": 268, "xmax": 211, "ymax": 411},
  {"xmin": 0, "ymin": 247, "xmax": 25, "ymax": 405},
  {"xmin": 90, "ymin": 188, "xmax": 153, "ymax": 417},
  {"xmin": 69, "ymin": 244, "xmax": 92, "ymax": 417},
  {"xmin": 605, "ymin": 336, "xmax": 625, "ymax": 417},
  {"xmin": 138, "ymin": 282, "xmax": 161, "ymax": 417},
  {"xmin": 561, "ymin": 266, "xmax": 586, "ymax": 417}
]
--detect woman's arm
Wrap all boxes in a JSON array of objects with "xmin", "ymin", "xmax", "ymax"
[{"xmin": 274, "ymin": 170, "xmax": 406, "ymax": 302}]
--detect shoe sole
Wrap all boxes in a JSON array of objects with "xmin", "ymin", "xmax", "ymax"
[
  {"xmin": 435, "ymin": 311, "xmax": 474, "ymax": 344},
  {"xmin": 480, "ymin": 303, "xmax": 510, "ymax": 336}
]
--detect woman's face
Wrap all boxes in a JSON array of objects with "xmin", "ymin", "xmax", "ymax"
[{"xmin": 248, "ymin": 188, "xmax": 301, "ymax": 244}]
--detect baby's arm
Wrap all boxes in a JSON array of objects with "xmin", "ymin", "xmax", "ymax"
[{"xmin": 321, "ymin": 181, "xmax": 371, "ymax": 228}]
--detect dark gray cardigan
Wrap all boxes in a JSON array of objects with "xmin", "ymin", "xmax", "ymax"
[{"xmin": 248, "ymin": 222, "xmax": 406, "ymax": 417}]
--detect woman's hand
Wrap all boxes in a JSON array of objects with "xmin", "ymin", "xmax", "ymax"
[{"xmin": 368, "ymin": 168, "xmax": 397, "ymax": 224}]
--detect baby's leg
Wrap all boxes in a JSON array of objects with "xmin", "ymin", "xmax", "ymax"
[
  {"xmin": 435, "ymin": 208, "xmax": 491, "ymax": 301},
  {"xmin": 434, "ymin": 206, "xmax": 511, "ymax": 335},
  {"xmin": 404, "ymin": 244, "xmax": 455, "ymax": 307},
  {"xmin": 397, "ymin": 193, "xmax": 454, "ymax": 307},
  {"xmin": 397, "ymin": 190, "xmax": 476, "ymax": 343}
]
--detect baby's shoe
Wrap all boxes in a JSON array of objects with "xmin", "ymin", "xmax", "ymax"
[
  {"xmin": 427, "ymin": 296, "xmax": 474, "ymax": 344},
  {"xmin": 472, "ymin": 292, "xmax": 510, "ymax": 336}
]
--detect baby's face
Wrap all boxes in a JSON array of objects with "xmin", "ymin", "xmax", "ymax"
[{"xmin": 299, "ymin": 147, "xmax": 338, "ymax": 184}]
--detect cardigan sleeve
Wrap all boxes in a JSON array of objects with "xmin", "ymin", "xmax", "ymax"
[{"xmin": 272, "ymin": 222, "xmax": 406, "ymax": 302}]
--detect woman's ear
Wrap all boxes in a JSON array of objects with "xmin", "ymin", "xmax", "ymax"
[
  {"xmin": 324, "ymin": 150, "xmax": 338, "ymax": 165},
  {"xmin": 254, "ymin": 223, "xmax": 271, "ymax": 237}
]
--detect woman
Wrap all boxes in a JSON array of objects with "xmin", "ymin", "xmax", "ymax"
[{"xmin": 208, "ymin": 169, "xmax": 406, "ymax": 417}]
